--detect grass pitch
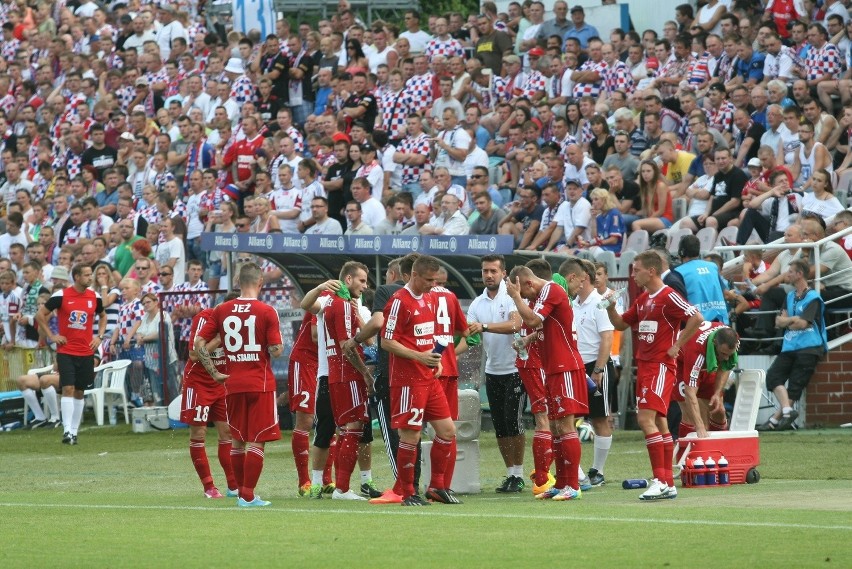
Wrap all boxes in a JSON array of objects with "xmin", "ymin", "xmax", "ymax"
[{"xmin": 1, "ymin": 424, "xmax": 850, "ymax": 568}]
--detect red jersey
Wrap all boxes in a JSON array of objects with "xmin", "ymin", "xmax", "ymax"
[
  {"xmin": 290, "ymin": 311, "xmax": 319, "ymax": 365},
  {"xmin": 44, "ymin": 286, "xmax": 103, "ymax": 357},
  {"xmin": 431, "ymin": 286, "xmax": 467, "ymax": 378},
  {"xmin": 531, "ymin": 282, "xmax": 584, "ymax": 374},
  {"xmin": 183, "ymin": 309, "xmax": 227, "ymax": 396},
  {"xmin": 622, "ymin": 286, "xmax": 698, "ymax": 366},
  {"xmin": 383, "ymin": 286, "xmax": 437, "ymax": 386},
  {"xmin": 766, "ymin": 0, "xmax": 801, "ymax": 38},
  {"xmin": 518, "ymin": 299, "xmax": 543, "ymax": 369},
  {"xmin": 320, "ymin": 294, "xmax": 363, "ymax": 384},
  {"xmin": 198, "ymin": 297, "xmax": 282, "ymax": 394},
  {"xmin": 226, "ymin": 134, "xmax": 265, "ymax": 182},
  {"xmin": 678, "ymin": 321, "xmax": 730, "ymax": 388}
]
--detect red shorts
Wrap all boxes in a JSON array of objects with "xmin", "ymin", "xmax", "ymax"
[
  {"xmin": 673, "ymin": 370, "xmax": 718, "ymax": 402},
  {"xmin": 636, "ymin": 361, "xmax": 676, "ymax": 416},
  {"xmin": 225, "ymin": 391, "xmax": 282, "ymax": 443},
  {"xmin": 518, "ymin": 367, "xmax": 547, "ymax": 415},
  {"xmin": 180, "ymin": 385, "xmax": 227, "ymax": 425},
  {"xmin": 329, "ymin": 379, "xmax": 369, "ymax": 426},
  {"xmin": 438, "ymin": 376, "xmax": 459, "ymax": 420},
  {"xmin": 287, "ymin": 358, "xmax": 318, "ymax": 414},
  {"xmin": 390, "ymin": 382, "xmax": 451, "ymax": 431},
  {"xmin": 545, "ymin": 370, "xmax": 588, "ymax": 420}
]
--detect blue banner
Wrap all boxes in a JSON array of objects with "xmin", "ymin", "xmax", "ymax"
[{"xmin": 201, "ymin": 233, "xmax": 514, "ymax": 256}]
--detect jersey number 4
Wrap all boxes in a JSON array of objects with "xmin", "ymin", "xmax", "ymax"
[
  {"xmin": 223, "ymin": 315, "xmax": 261, "ymax": 352},
  {"xmin": 436, "ymin": 296, "xmax": 451, "ymax": 334}
]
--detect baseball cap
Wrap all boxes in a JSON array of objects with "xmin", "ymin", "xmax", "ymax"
[
  {"xmin": 119, "ymin": 132, "xmax": 136, "ymax": 142},
  {"xmin": 570, "ymin": 5, "xmax": 584, "ymax": 13},
  {"xmin": 503, "ymin": 54, "xmax": 521, "ymax": 65},
  {"xmin": 646, "ymin": 57, "xmax": 659, "ymax": 70},
  {"xmin": 747, "ymin": 157, "xmax": 762, "ymax": 168},
  {"xmin": 528, "ymin": 47, "xmax": 545, "ymax": 57},
  {"xmin": 134, "ymin": 77, "xmax": 148, "ymax": 87},
  {"xmin": 331, "ymin": 132, "xmax": 351, "ymax": 145},
  {"xmin": 359, "ymin": 141, "xmax": 376, "ymax": 153},
  {"xmin": 564, "ymin": 178, "xmax": 582, "ymax": 187}
]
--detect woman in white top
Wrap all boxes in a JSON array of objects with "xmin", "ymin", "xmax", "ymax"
[
  {"xmin": 802, "ymin": 169, "xmax": 845, "ymax": 220},
  {"xmin": 696, "ymin": 0, "xmax": 726, "ymax": 36}
]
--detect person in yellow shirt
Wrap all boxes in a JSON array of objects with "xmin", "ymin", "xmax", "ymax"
[{"xmin": 657, "ymin": 139, "xmax": 695, "ymax": 198}]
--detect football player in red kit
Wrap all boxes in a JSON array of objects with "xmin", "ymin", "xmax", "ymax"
[
  {"xmin": 381, "ymin": 255, "xmax": 459, "ymax": 506},
  {"xmin": 506, "ymin": 260, "xmax": 588, "ymax": 502},
  {"xmin": 287, "ymin": 310, "xmax": 320, "ymax": 496},
  {"xmin": 301, "ymin": 261, "xmax": 375, "ymax": 500},
  {"xmin": 675, "ymin": 322, "xmax": 739, "ymax": 439},
  {"xmin": 195, "ymin": 263, "xmax": 283, "ymax": 507},
  {"xmin": 604, "ymin": 250, "xmax": 703, "ymax": 501},
  {"xmin": 182, "ymin": 292, "xmax": 240, "ymax": 499}
]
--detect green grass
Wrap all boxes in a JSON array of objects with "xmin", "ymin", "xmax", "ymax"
[{"xmin": 1, "ymin": 425, "xmax": 851, "ymax": 568}]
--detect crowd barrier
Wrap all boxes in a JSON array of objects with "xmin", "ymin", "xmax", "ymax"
[{"xmin": 0, "ymin": 348, "xmax": 53, "ymax": 392}]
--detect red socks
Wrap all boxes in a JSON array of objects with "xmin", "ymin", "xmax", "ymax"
[
  {"xmin": 241, "ymin": 446, "xmax": 265, "ymax": 502},
  {"xmin": 532, "ymin": 430, "xmax": 553, "ymax": 486},
  {"xmin": 645, "ymin": 432, "xmax": 665, "ymax": 482},
  {"xmin": 429, "ymin": 436, "xmax": 453, "ymax": 489},
  {"xmin": 334, "ymin": 429, "xmax": 361, "ymax": 493},
  {"xmin": 292, "ymin": 429, "xmax": 311, "ymax": 487},
  {"xmin": 190, "ymin": 438, "xmax": 213, "ymax": 491},
  {"xmin": 661, "ymin": 433, "xmax": 674, "ymax": 486},
  {"xmin": 323, "ymin": 435, "xmax": 337, "ymax": 485},
  {"xmin": 561, "ymin": 431, "xmax": 580, "ymax": 491},
  {"xmin": 396, "ymin": 441, "xmax": 418, "ymax": 498},
  {"xmin": 230, "ymin": 447, "xmax": 246, "ymax": 492},
  {"xmin": 444, "ymin": 438, "xmax": 457, "ymax": 490}
]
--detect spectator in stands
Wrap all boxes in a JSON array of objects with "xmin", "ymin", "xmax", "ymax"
[
  {"xmin": 350, "ymin": 176, "xmax": 385, "ymax": 229},
  {"xmin": 831, "ymin": 211, "xmax": 852, "ymax": 260},
  {"xmin": 525, "ymin": 183, "xmax": 565, "ymax": 251},
  {"xmin": 344, "ymin": 201, "xmax": 374, "ymax": 235},
  {"xmin": 801, "ymin": 23, "xmax": 842, "ymax": 93},
  {"xmin": 469, "ymin": 192, "xmax": 505, "ymax": 235},
  {"xmin": 552, "ymin": 178, "xmax": 592, "ymax": 252},
  {"xmin": 681, "ymin": 147, "xmax": 745, "ymax": 231},
  {"xmin": 498, "ymin": 186, "xmax": 544, "ymax": 249},
  {"xmin": 420, "ymin": 189, "xmax": 469, "ymax": 235},
  {"xmin": 304, "ymin": 196, "xmax": 343, "ymax": 235},
  {"xmin": 799, "ymin": 215, "xmax": 852, "ymax": 311},
  {"xmin": 602, "ymin": 130, "xmax": 640, "ymax": 180},
  {"xmin": 757, "ymin": 259, "xmax": 827, "ymax": 431},
  {"xmin": 631, "ymin": 160, "xmax": 673, "ymax": 232},
  {"xmin": 564, "ymin": 5, "xmax": 599, "ymax": 50},
  {"xmin": 657, "ymin": 139, "xmax": 696, "ymax": 198},
  {"xmin": 733, "ymin": 107, "xmax": 765, "ymax": 168},
  {"xmin": 802, "ymin": 169, "xmax": 845, "ymax": 220},
  {"xmin": 605, "ymin": 166, "xmax": 641, "ymax": 228},
  {"xmin": 577, "ymin": 188, "xmax": 624, "ymax": 254}
]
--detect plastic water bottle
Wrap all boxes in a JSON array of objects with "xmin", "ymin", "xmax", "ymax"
[
  {"xmin": 432, "ymin": 337, "xmax": 449, "ymax": 355},
  {"xmin": 705, "ymin": 456, "xmax": 718, "ymax": 486},
  {"xmin": 512, "ymin": 332, "xmax": 529, "ymax": 361},
  {"xmin": 622, "ymin": 479, "xmax": 648, "ymax": 489},
  {"xmin": 108, "ymin": 405, "xmax": 117, "ymax": 426},
  {"xmin": 692, "ymin": 456, "xmax": 705, "ymax": 486},
  {"xmin": 597, "ymin": 288, "xmax": 626, "ymax": 310},
  {"xmin": 718, "ymin": 455, "xmax": 730, "ymax": 485}
]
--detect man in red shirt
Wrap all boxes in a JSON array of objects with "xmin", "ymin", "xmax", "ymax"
[
  {"xmin": 286, "ymin": 310, "xmax": 320, "ymax": 496},
  {"xmin": 506, "ymin": 260, "xmax": 588, "ymax": 501},
  {"xmin": 674, "ymin": 322, "xmax": 739, "ymax": 440},
  {"xmin": 381, "ymin": 255, "xmax": 459, "ymax": 506},
  {"xmin": 223, "ymin": 116, "xmax": 265, "ymax": 198},
  {"xmin": 605, "ymin": 250, "xmax": 703, "ymax": 501},
  {"xmin": 195, "ymin": 262, "xmax": 283, "ymax": 507},
  {"xmin": 36, "ymin": 264, "xmax": 107, "ymax": 446},
  {"xmin": 182, "ymin": 293, "xmax": 240, "ymax": 499},
  {"xmin": 301, "ymin": 261, "xmax": 374, "ymax": 501}
]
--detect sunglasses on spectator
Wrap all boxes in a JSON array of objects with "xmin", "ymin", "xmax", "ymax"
[{"xmin": 158, "ymin": 272, "xmax": 172, "ymax": 277}]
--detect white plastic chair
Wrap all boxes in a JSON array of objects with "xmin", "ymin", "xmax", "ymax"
[
  {"xmin": 84, "ymin": 360, "xmax": 132, "ymax": 426},
  {"xmin": 22, "ymin": 364, "xmax": 55, "ymax": 426},
  {"xmin": 667, "ymin": 228, "xmax": 693, "ymax": 255},
  {"xmin": 623, "ymin": 230, "xmax": 649, "ymax": 254},
  {"xmin": 696, "ymin": 227, "xmax": 718, "ymax": 255}
]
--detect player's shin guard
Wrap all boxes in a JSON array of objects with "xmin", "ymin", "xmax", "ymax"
[
  {"xmin": 190, "ymin": 438, "xmax": 214, "ymax": 490},
  {"xmin": 396, "ymin": 441, "xmax": 418, "ymax": 498},
  {"xmin": 230, "ymin": 446, "xmax": 246, "ymax": 492},
  {"xmin": 533, "ymin": 430, "xmax": 553, "ymax": 486},
  {"xmin": 334, "ymin": 430, "xmax": 361, "ymax": 493},
  {"xmin": 645, "ymin": 433, "xmax": 665, "ymax": 483},
  {"xmin": 218, "ymin": 440, "xmax": 237, "ymax": 490},
  {"xmin": 428, "ymin": 436, "xmax": 453, "ymax": 489},
  {"xmin": 561, "ymin": 431, "xmax": 581, "ymax": 491},
  {"xmin": 661, "ymin": 433, "xmax": 675, "ymax": 486},
  {"xmin": 292, "ymin": 429, "xmax": 311, "ymax": 486},
  {"xmin": 323, "ymin": 435, "xmax": 337, "ymax": 485},
  {"xmin": 241, "ymin": 445, "xmax": 265, "ymax": 502}
]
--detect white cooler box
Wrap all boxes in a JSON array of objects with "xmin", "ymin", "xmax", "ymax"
[
  {"xmin": 131, "ymin": 407, "xmax": 170, "ymax": 433},
  {"xmin": 421, "ymin": 439, "xmax": 481, "ymax": 494}
]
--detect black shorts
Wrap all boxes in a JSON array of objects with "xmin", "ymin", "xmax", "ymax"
[
  {"xmin": 57, "ymin": 353, "xmax": 95, "ymax": 391},
  {"xmin": 584, "ymin": 360, "xmax": 618, "ymax": 420},
  {"xmin": 765, "ymin": 351, "xmax": 821, "ymax": 402},
  {"xmin": 485, "ymin": 372, "xmax": 526, "ymax": 438},
  {"xmin": 313, "ymin": 375, "xmax": 373, "ymax": 449}
]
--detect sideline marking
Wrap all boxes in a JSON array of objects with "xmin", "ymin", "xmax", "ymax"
[{"xmin": 1, "ymin": 502, "xmax": 850, "ymax": 531}]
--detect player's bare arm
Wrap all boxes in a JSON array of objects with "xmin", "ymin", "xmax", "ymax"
[
  {"xmin": 345, "ymin": 311, "xmax": 383, "ymax": 355},
  {"xmin": 505, "ymin": 277, "xmax": 543, "ymax": 329},
  {"xmin": 189, "ymin": 336, "xmax": 221, "ymax": 362},
  {"xmin": 468, "ymin": 311, "xmax": 521, "ymax": 335},
  {"xmin": 684, "ymin": 385, "xmax": 709, "ymax": 438},
  {"xmin": 668, "ymin": 311, "xmax": 705, "ymax": 358},
  {"xmin": 194, "ymin": 336, "xmax": 229, "ymax": 382},
  {"xmin": 342, "ymin": 342, "xmax": 374, "ymax": 394},
  {"xmin": 300, "ymin": 279, "xmax": 342, "ymax": 313},
  {"xmin": 268, "ymin": 344, "xmax": 284, "ymax": 358},
  {"xmin": 35, "ymin": 305, "xmax": 65, "ymax": 346},
  {"xmin": 604, "ymin": 301, "xmax": 630, "ymax": 331},
  {"xmin": 382, "ymin": 337, "xmax": 442, "ymax": 376},
  {"xmin": 89, "ymin": 309, "xmax": 107, "ymax": 351}
]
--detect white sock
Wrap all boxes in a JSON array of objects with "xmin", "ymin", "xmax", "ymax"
[
  {"xmin": 22, "ymin": 389, "xmax": 46, "ymax": 421},
  {"xmin": 514, "ymin": 465, "xmax": 524, "ymax": 478},
  {"xmin": 311, "ymin": 469, "xmax": 324, "ymax": 486},
  {"xmin": 592, "ymin": 435, "xmax": 613, "ymax": 474},
  {"xmin": 61, "ymin": 397, "xmax": 75, "ymax": 432},
  {"xmin": 782, "ymin": 406, "xmax": 793, "ymax": 416},
  {"xmin": 43, "ymin": 386, "xmax": 59, "ymax": 420},
  {"xmin": 578, "ymin": 465, "xmax": 586, "ymax": 480},
  {"xmin": 360, "ymin": 470, "xmax": 372, "ymax": 483},
  {"xmin": 70, "ymin": 398, "xmax": 84, "ymax": 435},
  {"xmin": 506, "ymin": 467, "xmax": 514, "ymax": 477}
]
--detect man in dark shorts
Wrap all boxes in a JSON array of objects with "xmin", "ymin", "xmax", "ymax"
[{"xmin": 36, "ymin": 264, "xmax": 107, "ymax": 445}]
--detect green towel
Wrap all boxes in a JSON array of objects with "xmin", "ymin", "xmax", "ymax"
[
  {"xmin": 335, "ymin": 281, "xmax": 351, "ymax": 300},
  {"xmin": 705, "ymin": 330, "xmax": 738, "ymax": 372}
]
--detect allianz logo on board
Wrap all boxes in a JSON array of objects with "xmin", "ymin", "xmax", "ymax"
[
  {"xmin": 465, "ymin": 236, "xmax": 498, "ymax": 251},
  {"xmin": 391, "ymin": 236, "xmax": 419, "ymax": 251},
  {"xmin": 318, "ymin": 236, "xmax": 345, "ymax": 250},
  {"xmin": 247, "ymin": 235, "xmax": 275, "ymax": 249},
  {"xmin": 282, "ymin": 235, "xmax": 304, "ymax": 249},
  {"xmin": 214, "ymin": 235, "xmax": 240, "ymax": 249}
]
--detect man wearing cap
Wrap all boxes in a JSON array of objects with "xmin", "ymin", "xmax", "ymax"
[
  {"xmin": 564, "ymin": 5, "xmax": 599, "ymax": 50},
  {"xmin": 552, "ymin": 179, "xmax": 592, "ymax": 252},
  {"xmin": 517, "ymin": 48, "xmax": 547, "ymax": 102},
  {"xmin": 419, "ymin": 189, "xmax": 469, "ymax": 235},
  {"xmin": 155, "ymin": 5, "xmax": 187, "ymax": 61}
]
